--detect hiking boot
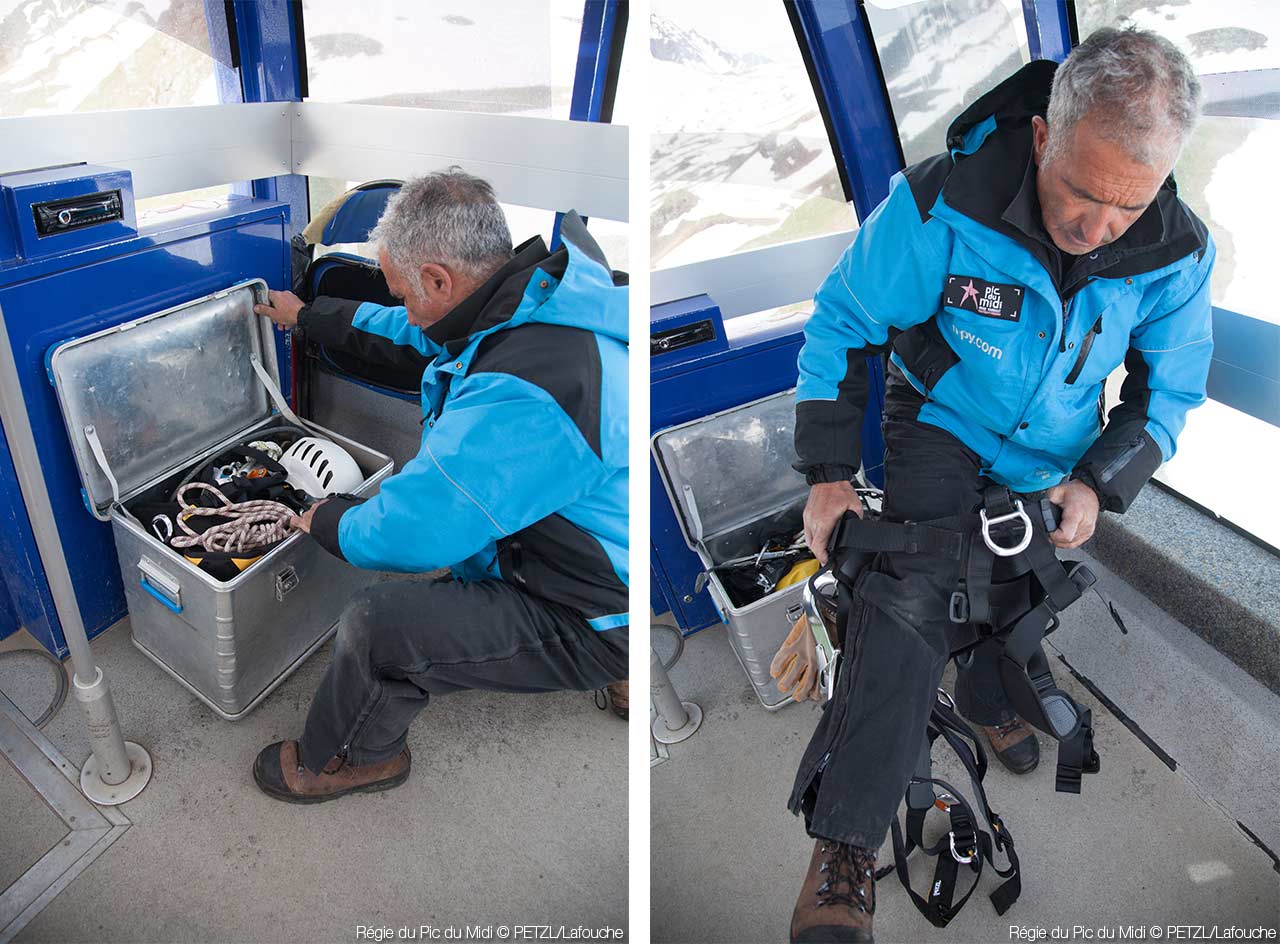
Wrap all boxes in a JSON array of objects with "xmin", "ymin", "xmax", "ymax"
[
  {"xmin": 981, "ymin": 713, "xmax": 1040, "ymax": 774},
  {"xmin": 253, "ymin": 739, "xmax": 411, "ymax": 804},
  {"xmin": 606, "ymin": 681, "xmax": 628, "ymax": 721},
  {"xmin": 789, "ymin": 838, "xmax": 876, "ymax": 943}
]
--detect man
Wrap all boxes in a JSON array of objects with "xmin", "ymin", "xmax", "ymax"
[
  {"xmin": 786, "ymin": 29, "xmax": 1212, "ymax": 942},
  {"xmin": 249, "ymin": 169, "xmax": 629, "ymax": 803}
]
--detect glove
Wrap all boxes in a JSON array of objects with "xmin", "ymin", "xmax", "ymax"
[{"xmin": 770, "ymin": 614, "xmax": 822, "ymax": 703}]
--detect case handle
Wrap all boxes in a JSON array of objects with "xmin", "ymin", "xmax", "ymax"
[
  {"xmin": 83, "ymin": 424, "xmax": 121, "ymax": 508},
  {"xmin": 137, "ymin": 557, "xmax": 181, "ymax": 613}
]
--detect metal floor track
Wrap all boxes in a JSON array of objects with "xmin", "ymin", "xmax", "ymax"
[{"xmin": 0, "ymin": 692, "xmax": 129, "ymax": 943}]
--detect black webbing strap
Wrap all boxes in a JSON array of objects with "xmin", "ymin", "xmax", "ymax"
[
  {"xmin": 831, "ymin": 516, "xmax": 967, "ymax": 559},
  {"xmin": 1055, "ymin": 706, "xmax": 1100, "ymax": 794},
  {"xmin": 883, "ymin": 700, "xmax": 1022, "ymax": 927}
]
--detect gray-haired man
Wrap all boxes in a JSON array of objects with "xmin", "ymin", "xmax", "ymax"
[
  {"xmin": 250, "ymin": 169, "xmax": 630, "ymax": 803},
  {"xmin": 786, "ymin": 29, "xmax": 1212, "ymax": 941}
]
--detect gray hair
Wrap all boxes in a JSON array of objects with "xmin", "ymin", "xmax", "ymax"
[
  {"xmin": 1045, "ymin": 26, "xmax": 1201, "ymax": 169},
  {"xmin": 371, "ymin": 168, "xmax": 513, "ymax": 292}
]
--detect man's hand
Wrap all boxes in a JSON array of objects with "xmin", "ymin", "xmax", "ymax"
[
  {"xmin": 802, "ymin": 481, "xmax": 864, "ymax": 565},
  {"xmin": 254, "ymin": 290, "xmax": 305, "ymax": 330},
  {"xmin": 288, "ymin": 500, "xmax": 325, "ymax": 535},
  {"xmin": 1045, "ymin": 480, "xmax": 1099, "ymax": 549}
]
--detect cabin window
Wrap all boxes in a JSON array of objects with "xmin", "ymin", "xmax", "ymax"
[
  {"xmin": 0, "ymin": 0, "xmax": 221, "ymax": 118},
  {"xmin": 1077, "ymin": 1, "xmax": 1280, "ymax": 74},
  {"xmin": 300, "ymin": 0, "xmax": 583, "ymax": 120},
  {"xmin": 649, "ymin": 0, "xmax": 854, "ymax": 271},
  {"xmin": 862, "ymin": 0, "xmax": 1032, "ymax": 168}
]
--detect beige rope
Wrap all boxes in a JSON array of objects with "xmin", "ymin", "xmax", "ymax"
[{"xmin": 169, "ymin": 482, "xmax": 296, "ymax": 555}]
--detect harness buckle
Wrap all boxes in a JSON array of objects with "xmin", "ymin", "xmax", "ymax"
[
  {"xmin": 948, "ymin": 591, "xmax": 969, "ymax": 624},
  {"xmin": 949, "ymin": 831, "xmax": 977, "ymax": 864},
  {"xmin": 979, "ymin": 500, "xmax": 1033, "ymax": 557}
]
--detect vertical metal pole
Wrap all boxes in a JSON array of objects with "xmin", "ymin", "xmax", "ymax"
[
  {"xmin": 552, "ymin": 0, "xmax": 625, "ymax": 248},
  {"xmin": 1021, "ymin": 0, "xmax": 1075, "ymax": 62},
  {"xmin": 0, "ymin": 306, "xmax": 150, "ymax": 803},
  {"xmin": 787, "ymin": 0, "xmax": 901, "ymax": 487},
  {"xmin": 650, "ymin": 649, "xmax": 703, "ymax": 745}
]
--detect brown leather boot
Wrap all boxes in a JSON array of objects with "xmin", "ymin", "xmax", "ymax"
[
  {"xmin": 789, "ymin": 838, "xmax": 876, "ymax": 942},
  {"xmin": 981, "ymin": 713, "xmax": 1040, "ymax": 774},
  {"xmin": 252, "ymin": 740, "xmax": 411, "ymax": 804},
  {"xmin": 606, "ymin": 681, "xmax": 628, "ymax": 720}
]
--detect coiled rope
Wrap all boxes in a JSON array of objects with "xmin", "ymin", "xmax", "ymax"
[{"xmin": 169, "ymin": 482, "xmax": 296, "ymax": 555}]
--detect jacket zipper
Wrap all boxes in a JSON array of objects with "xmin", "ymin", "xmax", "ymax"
[
  {"xmin": 1059, "ymin": 298, "xmax": 1070, "ymax": 353},
  {"xmin": 1064, "ymin": 317, "xmax": 1103, "ymax": 385},
  {"xmin": 1098, "ymin": 436, "xmax": 1147, "ymax": 485}
]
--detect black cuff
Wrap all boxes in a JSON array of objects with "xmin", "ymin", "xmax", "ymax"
[
  {"xmin": 802, "ymin": 464, "xmax": 858, "ymax": 486},
  {"xmin": 1071, "ymin": 430, "xmax": 1161, "ymax": 514},
  {"xmin": 309, "ymin": 494, "xmax": 366, "ymax": 562},
  {"xmin": 296, "ymin": 296, "xmax": 362, "ymax": 345},
  {"xmin": 1069, "ymin": 469, "xmax": 1106, "ymax": 507}
]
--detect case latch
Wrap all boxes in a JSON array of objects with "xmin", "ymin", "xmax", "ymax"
[{"xmin": 275, "ymin": 565, "xmax": 300, "ymax": 602}]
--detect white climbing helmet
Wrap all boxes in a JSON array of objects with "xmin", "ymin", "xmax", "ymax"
[{"xmin": 279, "ymin": 436, "xmax": 362, "ymax": 497}]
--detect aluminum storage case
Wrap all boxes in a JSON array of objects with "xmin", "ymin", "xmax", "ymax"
[
  {"xmin": 652, "ymin": 390, "xmax": 809, "ymax": 709},
  {"xmin": 47, "ymin": 280, "xmax": 393, "ymax": 719}
]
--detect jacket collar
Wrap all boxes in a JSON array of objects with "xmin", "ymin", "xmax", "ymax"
[{"xmin": 423, "ymin": 235, "xmax": 557, "ymax": 350}]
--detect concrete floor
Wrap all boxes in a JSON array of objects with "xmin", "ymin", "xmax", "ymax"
[
  {"xmin": 651, "ymin": 553, "xmax": 1280, "ymax": 944},
  {"xmin": 0, "ymin": 612, "xmax": 627, "ymax": 942}
]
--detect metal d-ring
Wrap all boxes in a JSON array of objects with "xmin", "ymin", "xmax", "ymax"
[
  {"xmin": 950, "ymin": 831, "xmax": 977, "ymax": 864},
  {"xmin": 979, "ymin": 500, "xmax": 1033, "ymax": 557}
]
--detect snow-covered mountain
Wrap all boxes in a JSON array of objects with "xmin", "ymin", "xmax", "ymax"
[{"xmin": 650, "ymin": 13, "xmax": 769, "ymax": 74}]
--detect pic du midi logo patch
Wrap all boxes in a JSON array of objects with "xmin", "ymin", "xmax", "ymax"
[{"xmin": 944, "ymin": 274, "xmax": 1024, "ymax": 322}]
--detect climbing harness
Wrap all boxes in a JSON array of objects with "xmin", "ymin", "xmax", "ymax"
[
  {"xmin": 878, "ymin": 690, "xmax": 1022, "ymax": 928},
  {"xmin": 798, "ymin": 483, "xmax": 1121, "ymax": 926}
]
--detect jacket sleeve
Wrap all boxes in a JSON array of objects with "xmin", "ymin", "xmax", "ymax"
[
  {"xmin": 297, "ymin": 298, "xmax": 438, "ymax": 374},
  {"xmin": 795, "ymin": 171, "xmax": 952, "ymax": 483},
  {"xmin": 309, "ymin": 371, "xmax": 609, "ymax": 572},
  {"xmin": 1071, "ymin": 238, "xmax": 1215, "ymax": 512}
]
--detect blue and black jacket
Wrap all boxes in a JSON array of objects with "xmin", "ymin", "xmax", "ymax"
[
  {"xmin": 795, "ymin": 61, "xmax": 1214, "ymax": 511},
  {"xmin": 298, "ymin": 213, "xmax": 629, "ymax": 634}
]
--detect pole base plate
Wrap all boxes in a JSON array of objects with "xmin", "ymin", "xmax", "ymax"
[
  {"xmin": 80, "ymin": 741, "xmax": 152, "ymax": 806},
  {"xmin": 652, "ymin": 702, "xmax": 703, "ymax": 745}
]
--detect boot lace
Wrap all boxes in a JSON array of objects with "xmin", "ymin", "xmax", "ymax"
[
  {"xmin": 995, "ymin": 716, "xmax": 1025, "ymax": 739},
  {"xmin": 816, "ymin": 842, "xmax": 876, "ymax": 915}
]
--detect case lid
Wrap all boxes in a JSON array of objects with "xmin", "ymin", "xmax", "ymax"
[
  {"xmin": 48, "ymin": 280, "xmax": 282, "ymax": 520},
  {"xmin": 651, "ymin": 389, "xmax": 808, "ymax": 547}
]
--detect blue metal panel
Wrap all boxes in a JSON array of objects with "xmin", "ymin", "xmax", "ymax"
[
  {"xmin": 0, "ymin": 200, "xmax": 290, "ymax": 655},
  {"xmin": 0, "ymin": 166, "xmax": 137, "ymax": 262},
  {"xmin": 0, "ymin": 414, "xmax": 56, "ymax": 648},
  {"xmin": 0, "ymin": 576, "xmax": 15, "ymax": 642},
  {"xmin": 789, "ymin": 0, "xmax": 902, "ymax": 220},
  {"xmin": 1021, "ymin": 0, "xmax": 1074, "ymax": 62},
  {"xmin": 650, "ymin": 296, "xmax": 728, "ymax": 367}
]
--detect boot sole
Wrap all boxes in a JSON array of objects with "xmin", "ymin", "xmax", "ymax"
[
  {"xmin": 991, "ymin": 748, "xmax": 1039, "ymax": 775},
  {"xmin": 253, "ymin": 763, "xmax": 411, "ymax": 804}
]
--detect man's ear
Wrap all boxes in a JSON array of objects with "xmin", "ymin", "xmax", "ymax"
[
  {"xmin": 1031, "ymin": 115, "xmax": 1050, "ymax": 166},
  {"xmin": 419, "ymin": 262, "xmax": 453, "ymax": 300}
]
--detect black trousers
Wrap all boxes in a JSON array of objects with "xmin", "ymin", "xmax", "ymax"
[
  {"xmin": 297, "ymin": 576, "xmax": 629, "ymax": 773},
  {"xmin": 788, "ymin": 372, "xmax": 1031, "ymax": 849}
]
